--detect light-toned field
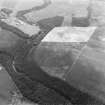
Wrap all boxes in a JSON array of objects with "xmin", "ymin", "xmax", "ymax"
[{"xmin": 42, "ymin": 26, "xmax": 96, "ymax": 42}]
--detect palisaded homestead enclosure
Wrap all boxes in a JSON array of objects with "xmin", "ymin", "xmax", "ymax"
[{"xmin": 0, "ymin": 0, "xmax": 105, "ymax": 105}]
